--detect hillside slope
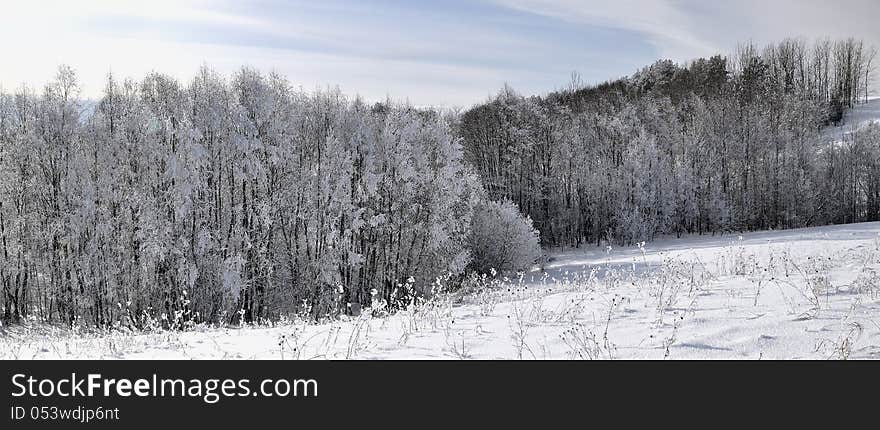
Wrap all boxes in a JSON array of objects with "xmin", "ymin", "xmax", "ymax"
[{"xmin": 822, "ymin": 98, "xmax": 880, "ymax": 144}]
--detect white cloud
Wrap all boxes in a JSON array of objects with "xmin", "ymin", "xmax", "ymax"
[
  {"xmin": 487, "ymin": 0, "xmax": 719, "ymax": 61},
  {"xmin": 489, "ymin": 0, "xmax": 880, "ymax": 63},
  {"xmin": 2, "ymin": 0, "xmax": 878, "ymax": 104},
  {"xmin": 1, "ymin": 0, "xmax": 255, "ymax": 27}
]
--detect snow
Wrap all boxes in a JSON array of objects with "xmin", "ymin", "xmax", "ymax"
[
  {"xmin": 822, "ymin": 98, "xmax": 880, "ymax": 145},
  {"xmin": 3, "ymin": 222, "xmax": 880, "ymax": 360}
]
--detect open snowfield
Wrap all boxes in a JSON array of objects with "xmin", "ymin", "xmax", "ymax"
[{"xmin": 3, "ymin": 222, "xmax": 879, "ymax": 360}]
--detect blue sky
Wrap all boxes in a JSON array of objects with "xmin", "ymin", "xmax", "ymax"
[{"xmin": 1, "ymin": 0, "xmax": 878, "ymax": 106}]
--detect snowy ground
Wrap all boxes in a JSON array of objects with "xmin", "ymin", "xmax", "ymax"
[
  {"xmin": 3, "ymin": 222, "xmax": 879, "ymax": 360},
  {"xmin": 822, "ymin": 97, "xmax": 880, "ymax": 144}
]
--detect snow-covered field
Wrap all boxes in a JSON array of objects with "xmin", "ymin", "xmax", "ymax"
[{"xmin": 3, "ymin": 221, "xmax": 879, "ymax": 360}]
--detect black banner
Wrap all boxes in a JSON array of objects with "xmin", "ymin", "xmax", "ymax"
[{"xmin": 1, "ymin": 360, "xmax": 875, "ymax": 428}]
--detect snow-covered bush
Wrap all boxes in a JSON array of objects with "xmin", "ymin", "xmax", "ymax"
[{"xmin": 467, "ymin": 200, "xmax": 541, "ymax": 275}]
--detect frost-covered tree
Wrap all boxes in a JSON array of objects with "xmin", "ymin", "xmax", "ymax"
[
  {"xmin": 0, "ymin": 67, "xmax": 486, "ymax": 327},
  {"xmin": 467, "ymin": 200, "xmax": 541, "ymax": 274},
  {"xmin": 460, "ymin": 37, "xmax": 875, "ymax": 248}
]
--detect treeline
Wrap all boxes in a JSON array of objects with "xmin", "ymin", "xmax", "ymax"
[
  {"xmin": 0, "ymin": 67, "xmax": 539, "ymax": 327},
  {"xmin": 459, "ymin": 37, "xmax": 878, "ymax": 247},
  {"xmin": 1, "ymin": 37, "xmax": 877, "ymax": 328}
]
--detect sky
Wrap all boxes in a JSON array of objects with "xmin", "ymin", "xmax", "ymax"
[{"xmin": 0, "ymin": 0, "xmax": 878, "ymax": 107}]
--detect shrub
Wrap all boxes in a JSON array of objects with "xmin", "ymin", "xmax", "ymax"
[{"xmin": 467, "ymin": 200, "xmax": 541, "ymax": 274}]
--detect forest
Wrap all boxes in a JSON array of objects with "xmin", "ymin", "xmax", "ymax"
[
  {"xmin": 460, "ymin": 38, "xmax": 878, "ymax": 247},
  {"xmin": 0, "ymin": 37, "xmax": 877, "ymax": 328}
]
